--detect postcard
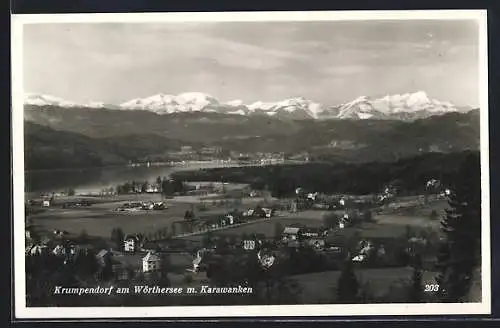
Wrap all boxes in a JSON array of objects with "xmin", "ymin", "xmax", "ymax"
[{"xmin": 11, "ymin": 10, "xmax": 490, "ymax": 319}]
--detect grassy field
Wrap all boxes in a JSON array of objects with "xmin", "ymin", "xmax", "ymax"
[
  {"xmin": 290, "ymin": 267, "xmax": 439, "ymax": 304},
  {"xmin": 28, "ymin": 192, "xmax": 275, "ymax": 239},
  {"xmin": 184, "ymin": 205, "xmax": 441, "ymax": 242},
  {"xmin": 29, "ymin": 199, "xmax": 194, "ymax": 238},
  {"xmin": 28, "ymin": 192, "xmax": 446, "ymax": 243}
]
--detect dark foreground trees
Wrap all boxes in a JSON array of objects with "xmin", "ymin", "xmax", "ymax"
[
  {"xmin": 436, "ymin": 152, "xmax": 481, "ymax": 302},
  {"xmin": 408, "ymin": 254, "xmax": 423, "ymax": 302},
  {"xmin": 337, "ymin": 259, "xmax": 359, "ymax": 303}
]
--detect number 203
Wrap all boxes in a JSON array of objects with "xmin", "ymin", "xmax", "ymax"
[{"xmin": 424, "ymin": 284, "xmax": 439, "ymax": 292}]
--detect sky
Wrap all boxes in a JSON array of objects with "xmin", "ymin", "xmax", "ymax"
[{"xmin": 23, "ymin": 19, "xmax": 480, "ymax": 107}]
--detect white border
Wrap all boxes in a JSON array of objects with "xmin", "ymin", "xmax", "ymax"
[{"xmin": 11, "ymin": 10, "xmax": 490, "ymax": 319}]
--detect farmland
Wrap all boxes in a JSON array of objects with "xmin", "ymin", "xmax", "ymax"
[{"xmin": 29, "ymin": 190, "xmax": 448, "ymax": 242}]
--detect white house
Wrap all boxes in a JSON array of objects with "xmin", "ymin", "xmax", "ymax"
[
  {"xmin": 307, "ymin": 192, "xmax": 318, "ymax": 201},
  {"xmin": 28, "ymin": 245, "xmax": 47, "ymax": 256},
  {"xmin": 142, "ymin": 251, "xmax": 161, "ymax": 273},
  {"xmin": 225, "ymin": 214, "xmax": 234, "ymax": 225},
  {"xmin": 124, "ymin": 235, "xmax": 140, "ymax": 253},
  {"xmin": 42, "ymin": 200, "xmax": 51, "ymax": 207},
  {"xmin": 282, "ymin": 227, "xmax": 300, "ymax": 241},
  {"xmin": 52, "ymin": 244, "xmax": 66, "ymax": 256}
]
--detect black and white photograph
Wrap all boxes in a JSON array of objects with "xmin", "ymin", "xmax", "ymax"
[{"xmin": 11, "ymin": 10, "xmax": 490, "ymax": 319}]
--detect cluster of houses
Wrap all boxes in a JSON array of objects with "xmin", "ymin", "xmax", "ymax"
[
  {"xmin": 26, "ymin": 232, "xmax": 164, "ymax": 280},
  {"xmin": 426, "ymin": 178, "xmax": 452, "ymax": 198},
  {"xmin": 114, "ymin": 201, "xmax": 167, "ymax": 212}
]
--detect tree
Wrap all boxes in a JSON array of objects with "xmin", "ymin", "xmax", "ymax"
[
  {"xmin": 405, "ymin": 225, "xmax": 414, "ymax": 240},
  {"xmin": 322, "ymin": 213, "xmax": 338, "ymax": 229},
  {"xmin": 111, "ymin": 228, "xmax": 125, "ymax": 250},
  {"xmin": 67, "ymin": 188, "xmax": 76, "ymax": 196},
  {"xmin": 429, "ymin": 209, "xmax": 438, "ymax": 220},
  {"xmin": 184, "ymin": 209, "xmax": 195, "ymax": 221},
  {"xmin": 337, "ymin": 260, "xmax": 359, "ymax": 303},
  {"xmin": 435, "ymin": 153, "xmax": 481, "ymax": 302},
  {"xmin": 363, "ymin": 210, "xmax": 373, "ymax": 222},
  {"xmin": 141, "ymin": 181, "xmax": 149, "ymax": 193},
  {"xmin": 171, "ymin": 179, "xmax": 185, "ymax": 194},
  {"xmin": 274, "ymin": 222, "xmax": 283, "ymax": 241},
  {"xmin": 162, "ymin": 179, "xmax": 173, "ymax": 196},
  {"xmin": 78, "ymin": 229, "xmax": 89, "ymax": 243},
  {"xmin": 409, "ymin": 254, "xmax": 423, "ymax": 302}
]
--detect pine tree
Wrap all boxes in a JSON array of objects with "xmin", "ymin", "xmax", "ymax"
[
  {"xmin": 436, "ymin": 153, "xmax": 481, "ymax": 302},
  {"xmin": 337, "ymin": 259, "xmax": 359, "ymax": 303}
]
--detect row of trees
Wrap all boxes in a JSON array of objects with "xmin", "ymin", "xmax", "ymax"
[
  {"xmin": 115, "ymin": 176, "xmax": 186, "ymax": 196},
  {"xmin": 172, "ymin": 151, "xmax": 476, "ymax": 197}
]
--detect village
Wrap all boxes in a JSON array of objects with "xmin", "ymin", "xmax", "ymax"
[{"xmin": 25, "ymin": 175, "xmax": 452, "ymax": 305}]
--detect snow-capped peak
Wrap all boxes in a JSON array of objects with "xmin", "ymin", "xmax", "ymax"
[
  {"xmin": 225, "ymin": 99, "xmax": 245, "ymax": 107},
  {"xmin": 25, "ymin": 93, "xmax": 78, "ymax": 108},
  {"xmin": 337, "ymin": 91, "xmax": 463, "ymax": 119},
  {"xmin": 24, "ymin": 91, "xmax": 473, "ymax": 121},
  {"xmin": 248, "ymin": 97, "xmax": 327, "ymax": 118},
  {"xmin": 119, "ymin": 92, "xmax": 219, "ymax": 114}
]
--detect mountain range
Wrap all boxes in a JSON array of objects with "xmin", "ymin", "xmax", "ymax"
[
  {"xmin": 23, "ymin": 90, "xmax": 480, "ymax": 170},
  {"xmin": 25, "ymin": 91, "xmax": 474, "ymax": 121}
]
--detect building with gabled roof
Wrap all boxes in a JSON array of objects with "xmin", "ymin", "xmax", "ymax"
[
  {"xmin": 282, "ymin": 227, "xmax": 300, "ymax": 242},
  {"xmin": 124, "ymin": 234, "xmax": 140, "ymax": 253},
  {"xmin": 96, "ymin": 249, "xmax": 112, "ymax": 267},
  {"xmin": 142, "ymin": 251, "xmax": 161, "ymax": 273}
]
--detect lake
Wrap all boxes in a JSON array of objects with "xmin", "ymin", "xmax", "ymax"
[{"xmin": 25, "ymin": 161, "xmax": 244, "ymax": 194}]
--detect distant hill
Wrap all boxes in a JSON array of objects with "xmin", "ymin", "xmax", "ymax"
[
  {"xmin": 213, "ymin": 110, "xmax": 480, "ymax": 162},
  {"xmin": 24, "ymin": 122, "xmax": 200, "ymax": 170},
  {"xmin": 23, "ymin": 108, "xmax": 480, "ymax": 169},
  {"xmin": 24, "ymin": 105, "xmax": 304, "ymax": 142}
]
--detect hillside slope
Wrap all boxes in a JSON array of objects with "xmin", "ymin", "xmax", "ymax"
[{"xmin": 24, "ymin": 122, "xmax": 200, "ymax": 170}]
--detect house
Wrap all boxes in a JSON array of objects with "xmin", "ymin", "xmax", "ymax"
[
  {"xmin": 96, "ymin": 249, "xmax": 112, "ymax": 267},
  {"xmin": 142, "ymin": 251, "xmax": 161, "ymax": 273},
  {"xmin": 225, "ymin": 214, "xmax": 234, "ymax": 225},
  {"xmin": 124, "ymin": 235, "xmax": 140, "ymax": 253},
  {"xmin": 305, "ymin": 238, "xmax": 326, "ymax": 250},
  {"xmin": 52, "ymin": 244, "xmax": 66, "ymax": 256},
  {"xmin": 299, "ymin": 228, "xmax": 323, "ymax": 240},
  {"xmin": 282, "ymin": 227, "xmax": 300, "ymax": 241},
  {"xmin": 27, "ymin": 244, "xmax": 48, "ymax": 256},
  {"xmin": 146, "ymin": 185, "xmax": 160, "ymax": 193},
  {"xmin": 141, "ymin": 202, "xmax": 155, "ymax": 210},
  {"xmin": 262, "ymin": 208, "xmax": 274, "ymax": 218},
  {"xmin": 312, "ymin": 203, "xmax": 330, "ymax": 210},
  {"xmin": 307, "ymin": 192, "xmax": 318, "ymax": 201},
  {"xmin": 42, "ymin": 200, "xmax": 51, "ymax": 207}
]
